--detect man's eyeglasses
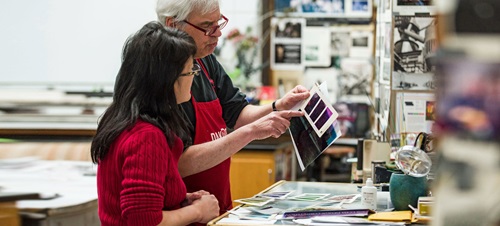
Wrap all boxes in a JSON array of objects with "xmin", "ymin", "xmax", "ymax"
[
  {"xmin": 180, "ymin": 64, "xmax": 201, "ymax": 77},
  {"xmin": 183, "ymin": 15, "xmax": 228, "ymax": 36}
]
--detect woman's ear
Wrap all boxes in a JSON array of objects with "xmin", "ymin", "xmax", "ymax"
[{"xmin": 165, "ymin": 17, "xmax": 176, "ymax": 28}]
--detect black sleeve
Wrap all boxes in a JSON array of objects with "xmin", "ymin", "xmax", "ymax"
[{"xmin": 201, "ymin": 55, "xmax": 249, "ymax": 129}]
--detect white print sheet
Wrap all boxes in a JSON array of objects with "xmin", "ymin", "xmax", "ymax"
[
  {"xmin": 396, "ymin": 92, "xmax": 435, "ymax": 133},
  {"xmin": 299, "ymin": 84, "xmax": 339, "ymax": 138},
  {"xmin": 289, "ymin": 82, "xmax": 342, "ymax": 171}
]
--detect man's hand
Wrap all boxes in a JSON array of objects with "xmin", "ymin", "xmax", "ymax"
[
  {"xmin": 274, "ymin": 85, "xmax": 310, "ymax": 111},
  {"xmin": 248, "ymin": 110, "xmax": 304, "ymax": 140}
]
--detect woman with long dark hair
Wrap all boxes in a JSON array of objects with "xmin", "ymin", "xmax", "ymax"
[{"xmin": 90, "ymin": 21, "xmax": 219, "ymax": 226}]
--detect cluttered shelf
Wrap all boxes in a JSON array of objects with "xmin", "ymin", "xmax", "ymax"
[{"xmin": 0, "ymin": 88, "xmax": 111, "ymax": 138}]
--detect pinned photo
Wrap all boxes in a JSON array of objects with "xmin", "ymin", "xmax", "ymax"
[
  {"xmin": 331, "ymin": 31, "xmax": 350, "ymax": 56},
  {"xmin": 271, "ymin": 17, "xmax": 306, "ymax": 70},
  {"xmin": 397, "ymin": 0, "xmax": 432, "ymax": 6},
  {"xmin": 393, "ymin": 0, "xmax": 436, "ymax": 15},
  {"xmin": 349, "ymin": 31, "xmax": 373, "ymax": 57},
  {"xmin": 393, "ymin": 15, "xmax": 437, "ymax": 74}
]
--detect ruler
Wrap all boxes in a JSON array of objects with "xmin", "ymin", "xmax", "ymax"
[{"xmin": 282, "ymin": 209, "xmax": 374, "ymax": 219}]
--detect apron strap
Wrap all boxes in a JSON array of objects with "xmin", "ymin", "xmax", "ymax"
[{"xmin": 195, "ymin": 59, "xmax": 215, "ymax": 89}]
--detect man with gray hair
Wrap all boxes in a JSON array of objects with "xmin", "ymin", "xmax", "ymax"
[{"xmin": 156, "ymin": 0, "xmax": 310, "ymax": 216}]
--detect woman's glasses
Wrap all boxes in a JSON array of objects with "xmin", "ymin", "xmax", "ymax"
[
  {"xmin": 180, "ymin": 64, "xmax": 201, "ymax": 77},
  {"xmin": 183, "ymin": 15, "xmax": 228, "ymax": 36}
]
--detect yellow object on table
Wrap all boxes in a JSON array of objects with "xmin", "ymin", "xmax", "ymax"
[{"xmin": 368, "ymin": 210, "xmax": 412, "ymax": 222}]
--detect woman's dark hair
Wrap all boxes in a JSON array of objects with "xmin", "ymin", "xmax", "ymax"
[{"xmin": 90, "ymin": 21, "xmax": 197, "ymax": 163}]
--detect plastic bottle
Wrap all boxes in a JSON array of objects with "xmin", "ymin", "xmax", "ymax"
[{"xmin": 361, "ymin": 178, "xmax": 378, "ymax": 210}]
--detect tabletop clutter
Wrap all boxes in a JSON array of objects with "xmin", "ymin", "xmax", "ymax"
[
  {"xmin": 220, "ymin": 145, "xmax": 434, "ymax": 225},
  {"xmin": 225, "ymin": 187, "xmax": 430, "ymax": 225}
]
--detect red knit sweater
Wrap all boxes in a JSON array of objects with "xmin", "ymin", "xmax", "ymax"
[{"xmin": 97, "ymin": 120, "xmax": 187, "ymax": 226}]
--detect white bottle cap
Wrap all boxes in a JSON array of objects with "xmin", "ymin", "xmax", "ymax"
[{"xmin": 366, "ymin": 178, "xmax": 373, "ymax": 186}]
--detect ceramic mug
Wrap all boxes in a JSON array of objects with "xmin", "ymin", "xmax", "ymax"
[{"xmin": 389, "ymin": 173, "xmax": 428, "ymax": 211}]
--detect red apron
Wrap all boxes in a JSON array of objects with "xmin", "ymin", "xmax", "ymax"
[{"xmin": 183, "ymin": 59, "xmax": 232, "ymax": 218}]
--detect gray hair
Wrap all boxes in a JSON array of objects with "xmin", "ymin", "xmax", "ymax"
[{"xmin": 156, "ymin": 0, "xmax": 220, "ymax": 26}]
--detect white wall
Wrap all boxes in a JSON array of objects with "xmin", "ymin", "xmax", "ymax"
[
  {"xmin": 0, "ymin": 0, "xmax": 260, "ymax": 88},
  {"xmin": 220, "ymin": 0, "xmax": 261, "ymax": 36},
  {"xmin": 0, "ymin": 0, "xmax": 157, "ymax": 86}
]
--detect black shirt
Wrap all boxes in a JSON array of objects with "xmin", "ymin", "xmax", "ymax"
[{"xmin": 180, "ymin": 54, "xmax": 249, "ymax": 138}]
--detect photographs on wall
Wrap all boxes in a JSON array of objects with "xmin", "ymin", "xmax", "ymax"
[
  {"xmin": 274, "ymin": 0, "xmax": 345, "ymax": 15},
  {"xmin": 338, "ymin": 58, "xmax": 373, "ymax": 96},
  {"xmin": 393, "ymin": 91, "xmax": 435, "ymax": 134},
  {"xmin": 393, "ymin": 15, "xmax": 437, "ymax": 74},
  {"xmin": 303, "ymin": 26, "xmax": 331, "ymax": 67},
  {"xmin": 375, "ymin": 53, "xmax": 380, "ymax": 80},
  {"xmin": 379, "ymin": 84, "xmax": 391, "ymax": 131},
  {"xmin": 273, "ymin": 43, "xmax": 302, "ymax": 67},
  {"xmin": 391, "ymin": 72, "xmax": 434, "ymax": 90},
  {"xmin": 392, "ymin": 0, "xmax": 436, "ymax": 15},
  {"xmin": 274, "ymin": 0, "xmax": 372, "ymax": 19},
  {"xmin": 271, "ymin": 17, "xmax": 305, "ymax": 70},
  {"xmin": 351, "ymin": 0, "xmax": 369, "ymax": 12},
  {"xmin": 384, "ymin": 21, "xmax": 393, "ymax": 59},
  {"xmin": 381, "ymin": 58, "xmax": 391, "ymax": 84},
  {"xmin": 377, "ymin": 57, "xmax": 391, "ymax": 85},
  {"xmin": 330, "ymin": 26, "xmax": 374, "ymax": 58},
  {"xmin": 350, "ymin": 30, "xmax": 374, "ymax": 57},
  {"xmin": 397, "ymin": 0, "xmax": 432, "ymax": 5},
  {"xmin": 303, "ymin": 67, "xmax": 340, "ymax": 103},
  {"xmin": 374, "ymin": 17, "xmax": 384, "ymax": 84},
  {"xmin": 273, "ymin": 17, "xmax": 303, "ymax": 39},
  {"xmin": 331, "ymin": 31, "xmax": 350, "ymax": 56},
  {"xmin": 374, "ymin": 19, "xmax": 392, "ymax": 85},
  {"xmin": 377, "ymin": 0, "xmax": 392, "ymax": 21},
  {"xmin": 346, "ymin": 0, "xmax": 372, "ymax": 18},
  {"xmin": 272, "ymin": 70, "xmax": 303, "ymax": 98},
  {"xmin": 375, "ymin": 24, "xmax": 382, "ymax": 58},
  {"xmin": 392, "ymin": 15, "xmax": 437, "ymax": 90}
]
